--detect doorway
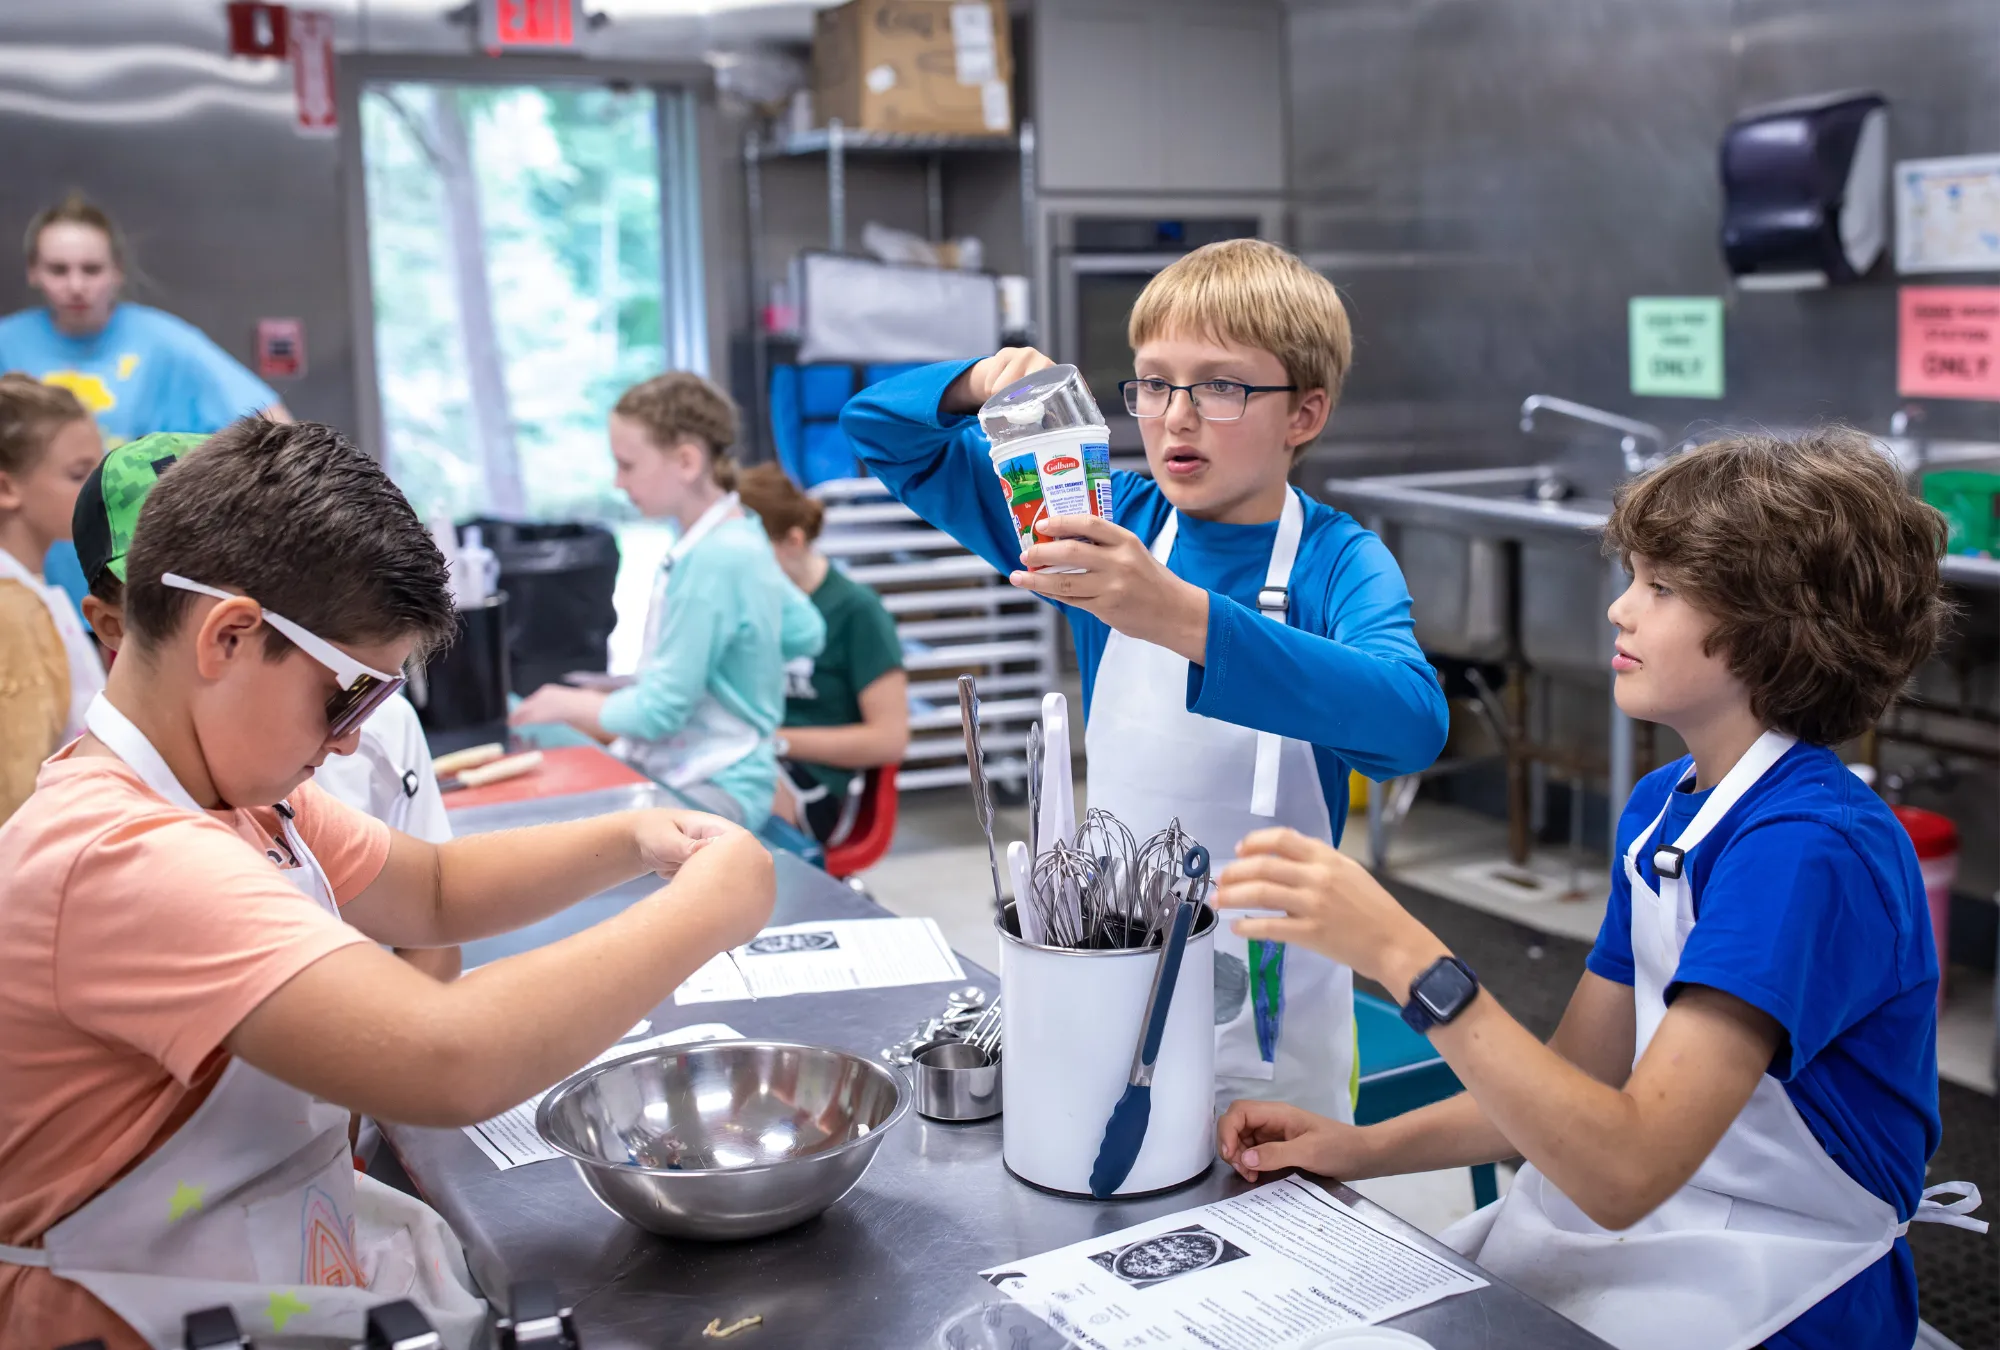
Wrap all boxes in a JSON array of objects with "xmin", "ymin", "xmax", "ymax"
[{"xmin": 350, "ymin": 70, "xmax": 707, "ymax": 669}]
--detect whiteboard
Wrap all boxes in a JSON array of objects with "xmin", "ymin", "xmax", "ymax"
[{"xmin": 1896, "ymin": 153, "xmax": 2000, "ymax": 274}]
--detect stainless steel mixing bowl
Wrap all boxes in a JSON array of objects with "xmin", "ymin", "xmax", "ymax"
[{"xmin": 535, "ymin": 1039, "xmax": 908, "ymax": 1241}]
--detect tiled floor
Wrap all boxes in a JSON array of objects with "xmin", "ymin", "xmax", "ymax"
[{"xmin": 863, "ymin": 784, "xmax": 2000, "ymax": 1347}]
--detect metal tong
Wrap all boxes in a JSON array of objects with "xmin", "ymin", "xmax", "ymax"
[{"xmin": 957, "ymin": 675, "xmax": 1005, "ymax": 914}]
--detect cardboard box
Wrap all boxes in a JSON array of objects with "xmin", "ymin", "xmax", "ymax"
[{"xmin": 813, "ymin": 0, "xmax": 1014, "ymax": 137}]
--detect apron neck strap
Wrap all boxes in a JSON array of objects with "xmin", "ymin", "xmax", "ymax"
[
  {"xmin": 667, "ymin": 491, "xmax": 741, "ymax": 569},
  {"xmin": 1147, "ymin": 488, "xmax": 1305, "ymax": 615},
  {"xmin": 83, "ymin": 693, "xmax": 209, "ymax": 815},
  {"xmin": 1644, "ymin": 729, "xmax": 1797, "ymax": 877}
]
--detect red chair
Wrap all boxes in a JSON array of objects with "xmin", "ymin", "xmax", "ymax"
[{"xmin": 822, "ymin": 765, "xmax": 899, "ymax": 879}]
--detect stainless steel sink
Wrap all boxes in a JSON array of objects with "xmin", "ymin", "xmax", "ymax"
[
  {"xmin": 1322, "ymin": 464, "xmax": 1624, "ymax": 676},
  {"xmin": 1320, "ymin": 429, "xmax": 2000, "ymax": 866}
]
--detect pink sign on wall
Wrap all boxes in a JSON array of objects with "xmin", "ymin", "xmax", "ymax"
[{"xmin": 1898, "ymin": 286, "xmax": 2000, "ymax": 401}]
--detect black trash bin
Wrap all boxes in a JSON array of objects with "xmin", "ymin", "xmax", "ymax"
[
  {"xmin": 409, "ymin": 594, "xmax": 511, "ymax": 742},
  {"xmin": 462, "ymin": 518, "xmax": 621, "ymax": 695}
]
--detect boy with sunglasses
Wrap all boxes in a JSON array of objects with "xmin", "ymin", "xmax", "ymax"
[
  {"xmin": 72, "ymin": 431, "xmax": 463, "ymax": 981},
  {"xmin": 842, "ymin": 239, "xmax": 1447, "ymax": 1123},
  {"xmin": 0, "ymin": 418, "xmax": 774, "ymax": 1349}
]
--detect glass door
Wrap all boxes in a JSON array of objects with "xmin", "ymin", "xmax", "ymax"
[{"xmin": 356, "ymin": 78, "xmax": 704, "ymax": 668}]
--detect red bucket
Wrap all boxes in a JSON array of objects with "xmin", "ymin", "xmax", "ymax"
[{"xmin": 1893, "ymin": 806, "xmax": 1959, "ymax": 1010}]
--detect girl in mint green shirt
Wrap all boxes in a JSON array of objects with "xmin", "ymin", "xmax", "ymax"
[{"xmin": 511, "ymin": 375, "xmax": 822, "ymax": 827}]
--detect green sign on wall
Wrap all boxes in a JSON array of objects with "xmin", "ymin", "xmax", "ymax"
[{"xmin": 1629, "ymin": 297, "xmax": 1725, "ymax": 398}]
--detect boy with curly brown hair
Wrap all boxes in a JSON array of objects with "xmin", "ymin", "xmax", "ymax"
[{"xmin": 1209, "ymin": 428, "xmax": 1984, "ymax": 1350}]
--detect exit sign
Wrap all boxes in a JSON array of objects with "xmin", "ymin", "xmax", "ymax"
[
  {"xmin": 480, "ymin": 0, "xmax": 580, "ymax": 51},
  {"xmin": 1630, "ymin": 297, "xmax": 1724, "ymax": 399}
]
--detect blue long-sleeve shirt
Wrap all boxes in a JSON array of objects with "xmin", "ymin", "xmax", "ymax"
[{"xmin": 842, "ymin": 359, "xmax": 1447, "ymax": 841}]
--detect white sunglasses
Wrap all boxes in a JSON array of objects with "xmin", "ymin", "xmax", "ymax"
[{"xmin": 162, "ymin": 573, "xmax": 405, "ymax": 738}]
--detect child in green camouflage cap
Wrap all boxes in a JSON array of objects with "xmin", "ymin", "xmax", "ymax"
[{"xmin": 70, "ymin": 430, "xmax": 205, "ymax": 647}]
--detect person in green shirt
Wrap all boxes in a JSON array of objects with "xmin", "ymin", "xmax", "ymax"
[{"xmin": 737, "ymin": 465, "xmax": 908, "ymax": 844}]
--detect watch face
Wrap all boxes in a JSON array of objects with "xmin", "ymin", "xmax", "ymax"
[{"xmin": 1418, "ymin": 961, "xmax": 1476, "ymax": 1017}]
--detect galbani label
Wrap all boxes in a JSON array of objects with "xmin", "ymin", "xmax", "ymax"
[{"xmin": 991, "ymin": 435, "xmax": 1115, "ymax": 562}]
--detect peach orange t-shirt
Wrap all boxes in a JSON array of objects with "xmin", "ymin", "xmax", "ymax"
[{"xmin": 0, "ymin": 742, "xmax": 389, "ymax": 1350}]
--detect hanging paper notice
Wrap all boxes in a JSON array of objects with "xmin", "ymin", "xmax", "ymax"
[
  {"xmin": 981, "ymin": 1176, "xmax": 1487, "ymax": 1349},
  {"xmin": 1898, "ymin": 287, "xmax": 2000, "ymax": 401},
  {"xmin": 1896, "ymin": 155, "xmax": 2000, "ymax": 275},
  {"xmin": 1630, "ymin": 297, "xmax": 1724, "ymax": 398}
]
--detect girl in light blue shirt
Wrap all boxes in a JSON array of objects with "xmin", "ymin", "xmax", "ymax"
[{"xmin": 512, "ymin": 374, "xmax": 823, "ymax": 828}]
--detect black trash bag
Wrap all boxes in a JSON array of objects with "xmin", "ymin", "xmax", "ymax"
[{"xmin": 462, "ymin": 518, "xmax": 621, "ymax": 696}]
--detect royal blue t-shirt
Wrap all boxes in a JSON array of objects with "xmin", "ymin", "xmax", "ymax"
[
  {"xmin": 0, "ymin": 303, "xmax": 277, "ymax": 617},
  {"xmin": 1588, "ymin": 741, "xmax": 1943, "ymax": 1350}
]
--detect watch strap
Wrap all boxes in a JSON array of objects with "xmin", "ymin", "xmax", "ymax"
[{"xmin": 1399, "ymin": 956, "xmax": 1478, "ymax": 1034}]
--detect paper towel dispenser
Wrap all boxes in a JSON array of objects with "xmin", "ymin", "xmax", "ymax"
[{"xmin": 1720, "ymin": 91, "xmax": 1888, "ymax": 290}]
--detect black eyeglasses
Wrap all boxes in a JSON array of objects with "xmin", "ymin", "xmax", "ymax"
[{"xmin": 1119, "ymin": 378, "xmax": 1298, "ymax": 422}]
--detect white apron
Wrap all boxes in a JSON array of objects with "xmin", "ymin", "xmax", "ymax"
[
  {"xmin": 0, "ymin": 695, "xmax": 488, "ymax": 1349},
  {"xmin": 1441, "ymin": 730, "xmax": 1985, "ymax": 1350},
  {"xmin": 0, "ymin": 547, "xmax": 104, "ymax": 740},
  {"xmin": 613, "ymin": 493, "xmax": 764, "ymax": 791},
  {"xmin": 1085, "ymin": 487, "xmax": 1357, "ymax": 1123}
]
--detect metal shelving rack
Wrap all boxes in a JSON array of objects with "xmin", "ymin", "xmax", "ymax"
[
  {"xmin": 811, "ymin": 478, "xmax": 1056, "ymax": 794},
  {"xmin": 745, "ymin": 119, "xmax": 1054, "ymax": 796},
  {"xmin": 741, "ymin": 117, "xmax": 1038, "ymax": 455}
]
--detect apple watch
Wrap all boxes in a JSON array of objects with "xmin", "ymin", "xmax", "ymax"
[{"xmin": 1399, "ymin": 956, "xmax": 1480, "ymax": 1034}]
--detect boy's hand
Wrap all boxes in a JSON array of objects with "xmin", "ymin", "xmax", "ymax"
[
  {"xmin": 664, "ymin": 826, "xmax": 777, "ymax": 951},
  {"xmin": 1218, "ymin": 1099, "xmax": 1375, "ymax": 1182},
  {"xmin": 511, "ymin": 683, "xmax": 608, "ymax": 732},
  {"xmin": 1216, "ymin": 827, "xmax": 1449, "ymax": 998},
  {"xmin": 1012, "ymin": 513, "xmax": 1211, "ymax": 663},
  {"xmin": 941, "ymin": 346, "xmax": 1054, "ymax": 415},
  {"xmin": 632, "ymin": 809, "xmax": 741, "ymax": 879}
]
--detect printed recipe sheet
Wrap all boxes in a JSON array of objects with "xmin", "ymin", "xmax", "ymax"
[
  {"xmin": 674, "ymin": 917, "xmax": 966, "ymax": 1004},
  {"xmin": 980, "ymin": 1176, "xmax": 1487, "ymax": 1350}
]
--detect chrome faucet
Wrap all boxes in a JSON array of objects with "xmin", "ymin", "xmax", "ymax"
[
  {"xmin": 1889, "ymin": 403, "xmax": 1927, "ymax": 471},
  {"xmin": 1519, "ymin": 395, "xmax": 1668, "ymax": 476}
]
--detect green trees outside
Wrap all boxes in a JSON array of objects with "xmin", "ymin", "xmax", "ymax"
[{"xmin": 360, "ymin": 82, "xmax": 668, "ymax": 524}]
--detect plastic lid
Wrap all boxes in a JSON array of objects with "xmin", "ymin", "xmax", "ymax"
[
  {"xmin": 978, "ymin": 363, "xmax": 1107, "ymax": 444},
  {"xmin": 1892, "ymin": 805, "xmax": 1959, "ymax": 858}
]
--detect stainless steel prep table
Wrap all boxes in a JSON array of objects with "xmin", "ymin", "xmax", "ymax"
[{"xmin": 383, "ymin": 786, "xmax": 1612, "ymax": 1350}]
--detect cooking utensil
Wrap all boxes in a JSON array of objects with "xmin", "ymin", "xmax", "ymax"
[
  {"xmin": 438, "ymin": 749, "xmax": 542, "ymax": 792},
  {"xmin": 965, "ymin": 999, "xmax": 1004, "ymax": 1057},
  {"xmin": 958, "ymin": 675, "xmax": 1005, "ymax": 913},
  {"xmin": 536, "ymin": 1040, "xmax": 907, "ymax": 1240},
  {"xmin": 1037, "ymin": 692, "xmax": 1076, "ymax": 857},
  {"xmin": 912, "ymin": 1040, "xmax": 1002, "ymax": 1121},
  {"xmin": 1087, "ymin": 895, "xmax": 1198, "ymax": 1198},
  {"xmin": 1024, "ymin": 721, "xmax": 1045, "ymax": 857},
  {"xmin": 432, "ymin": 742, "xmax": 505, "ymax": 776},
  {"xmin": 1006, "ymin": 841, "xmax": 1042, "ymax": 945}
]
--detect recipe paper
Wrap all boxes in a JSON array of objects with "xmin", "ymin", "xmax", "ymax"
[
  {"xmin": 979, "ymin": 1176, "xmax": 1487, "ymax": 1349},
  {"xmin": 673, "ymin": 917, "xmax": 966, "ymax": 1005},
  {"xmin": 462, "ymin": 1022, "xmax": 742, "ymax": 1170}
]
